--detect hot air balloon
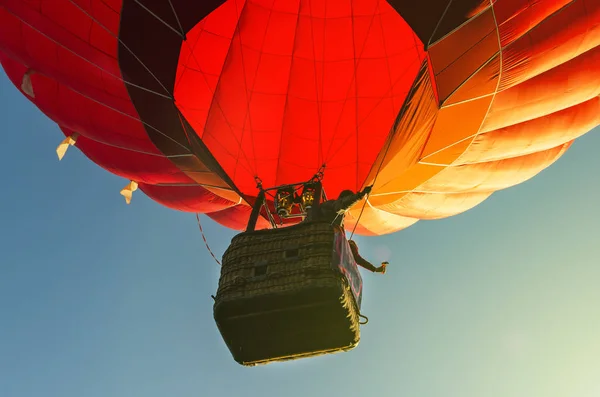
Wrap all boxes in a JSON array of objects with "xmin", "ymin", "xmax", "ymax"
[{"xmin": 2, "ymin": 0, "xmax": 599, "ymax": 365}]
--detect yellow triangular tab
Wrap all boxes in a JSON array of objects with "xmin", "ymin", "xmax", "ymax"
[
  {"xmin": 56, "ymin": 133, "xmax": 79, "ymax": 160},
  {"xmin": 21, "ymin": 69, "xmax": 35, "ymax": 98},
  {"xmin": 120, "ymin": 181, "xmax": 139, "ymax": 204}
]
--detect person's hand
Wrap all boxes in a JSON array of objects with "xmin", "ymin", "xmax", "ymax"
[
  {"xmin": 377, "ymin": 261, "xmax": 388, "ymax": 274},
  {"xmin": 361, "ymin": 185, "xmax": 373, "ymax": 196}
]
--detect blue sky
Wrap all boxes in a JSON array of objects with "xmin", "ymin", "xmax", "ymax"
[{"xmin": 1, "ymin": 70, "xmax": 600, "ymax": 397}]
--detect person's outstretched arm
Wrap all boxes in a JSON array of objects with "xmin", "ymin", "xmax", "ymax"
[
  {"xmin": 333, "ymin": 186, "xmax": 372, "ymax": 214},
  {"xmin": 348, "ymin": 240, "xmax": 387, "ymax": 273}
]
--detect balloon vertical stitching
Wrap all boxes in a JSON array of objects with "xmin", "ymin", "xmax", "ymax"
[
  {"xmin": 181, "ymin": 0, "xmax": 259, "ymax": 179},
  {"xmin": 235, "ymin": 0, "xmax": 278, "ymax": 177},
  {"xmin": 308, "ymin": 0, "xmax": 325, "ymax": 171},
  {"xmin": 273, "ymin": 0, "xmax": 303, "ymax": 187},
  {"xmin": 322, "ymin": 4, "xmax": 380, "ymax": 162}
]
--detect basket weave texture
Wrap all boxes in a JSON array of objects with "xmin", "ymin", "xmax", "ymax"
[{"xmin": 213, "ymin": 221, "xmax": 361, "ymax": 366}]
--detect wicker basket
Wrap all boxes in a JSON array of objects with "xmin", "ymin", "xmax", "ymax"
[{"xmin": 213, "ymin": 221, "xmax": 363, "ymax": 366}]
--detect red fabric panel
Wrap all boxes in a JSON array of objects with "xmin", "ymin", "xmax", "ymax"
[
  {"xmin": 0, "ymin": 1, "xmax": 240, "ymax": 217},
  {"xmin": 139, "ymin": 184, "xmax": 237, "ymax": 213},
  {"xmin": 175, "ymin": 0, "xmax": 244, "ymax": 139},
  {"xmin": 71, "ymin": 130, "xmax": 197, "ymax": 185},
  {"xmin": 176, "ymin": 0, "xmax": 426, "ymax": 198},
  {"xmin": 206, "ymin": 204, "xmax": 270, "ymax": 231},
  {"xmin": 0, "ymin": 1, "xmax": 127, "ymax": 103},
  {"xmin": 3, "ymin": 0, "xmax": 599, "ymax": 237},
  {"xmin": 1, "ymin": 56, "xmax": 160, "ymax": 154}
]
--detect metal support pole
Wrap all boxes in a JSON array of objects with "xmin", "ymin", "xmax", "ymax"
[
  {"xmin": 308, "ymin": 182, "xmax": 323, "ymax": 220},
  {"xmin": 246, "ymin": 190, "xmax": 265, "ymax": 232}
]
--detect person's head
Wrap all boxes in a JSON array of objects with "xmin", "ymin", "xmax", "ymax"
[{"xmin": 338, "ymin": 190, "xmax": 354, "ymax": 200}]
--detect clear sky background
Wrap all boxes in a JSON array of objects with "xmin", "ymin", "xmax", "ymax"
[{"xmin": 1, "ymin": 70, "xmax": 600, "ymax": 397}]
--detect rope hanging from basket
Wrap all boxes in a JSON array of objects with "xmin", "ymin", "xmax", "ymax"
[
  {"xmin": 196, "ymin": 213, "xmax": 221, "ymax": 266},
  {"xmin": 359, "ymin": 313, "xmax": 369, "ymax": 325}
]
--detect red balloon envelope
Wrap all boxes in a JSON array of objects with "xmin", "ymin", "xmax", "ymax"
[{"xmin": 1, "ymin": 0, "xmax": 599, "ymax": 234}]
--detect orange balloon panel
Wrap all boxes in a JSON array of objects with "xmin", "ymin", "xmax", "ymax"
[{"xmin": 1, "ymin": 0, "xmax": 598, "ymax": 234}]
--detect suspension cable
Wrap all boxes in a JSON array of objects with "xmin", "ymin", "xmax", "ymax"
[
  {"xmin": 349, "ymin": 136, "xmax": 395, "ymax": 239},
  {"xmin": 195, "ymin": 213, "xmax": 221, "ymax": 266}
]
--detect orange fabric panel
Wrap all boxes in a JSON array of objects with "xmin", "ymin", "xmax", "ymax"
[
  {"xmin": 444, "ymin": 54, "xmax": 499, "ymax": 106},
  {"xmin": 421, "ymin": 94, "xmax": 494, "ymax": 158},
  {"xmin": 457, "ymin": 97, "xmax": 600, "ymax": 165},
  {"xmin": 499, "ymin": 0, "xmax": 600, "ymax": 91},
  {"xmin": 435, "ymin": 31, "xmax": 498, "ymax": 103},
  {"xmin": 362, "ymin": 141, "xmax": 571, "ymax": 233},
  {"xmin": 370, "ymin": 190, "xmax": 493, "ymax": 220},
  {"xmin": 345, "ymin": 206, "xmax": 418, "ymax": 236},
  {"xmin": 429, "ymin": 8, "xmax": 498, "ymax": 102},
  {"xmin": 342, "ymin": 224, "xmax": 378, "ymax": 237},
  {"xmin": 482, "ymin": 45, "xmax": 600, "ymax": 133},
  {"xmin": 424, "ymin": 0, "xmax": 493, "ymax": 46},
  {"xmin": 357, "ymin": 1, "xmax": 600, "ymax": 235},
  {"xmin": 376, "ymin": 163, "xmax": 443, "ymax": 196},
  {"xmin": 495, "ymin": 0, "xmax": 573, "ymax": 47},
  {"xmin": 422, "ymin": 139, "xmax": 473, "ymax": 166},
  {"xmin": 466, "ymin": 1, "xmax": 492, "ymax": 19},
  {"xmin": 429, "ymin": 8, "xmax": 496, "ymax": 73},
  {"xmin": 419, "ymin": 143, "xmax": 572, "ymax": 193},
  {"xmin": 362, "ymin": 63, "xmax": 438, "ymax": 193}
]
